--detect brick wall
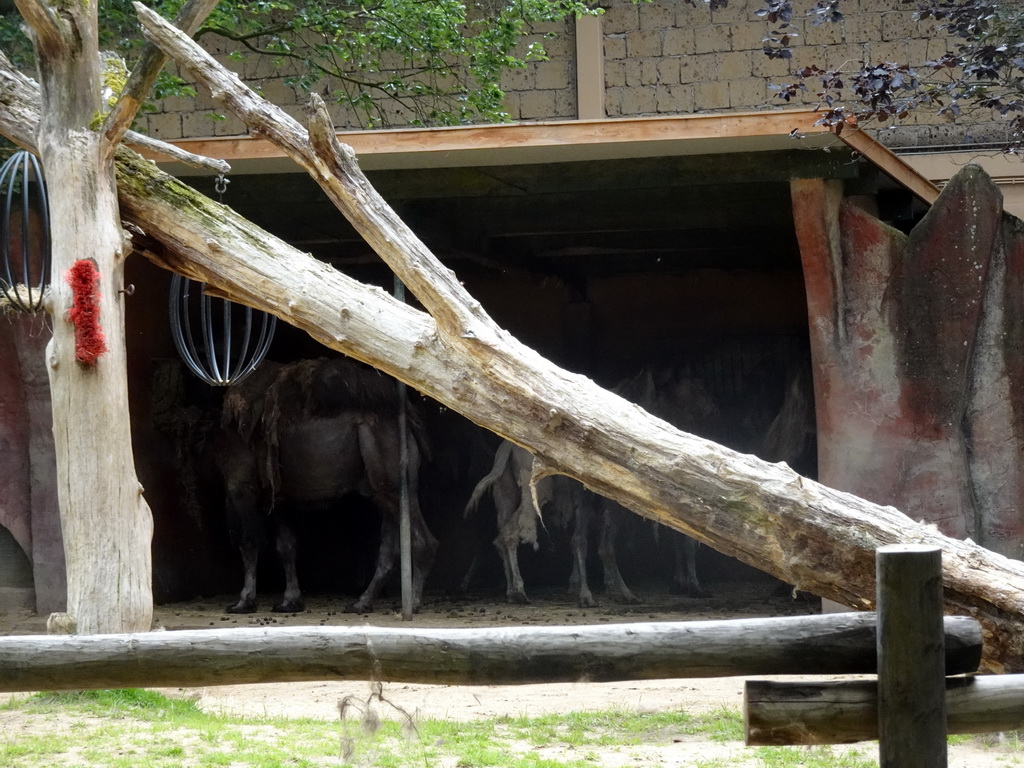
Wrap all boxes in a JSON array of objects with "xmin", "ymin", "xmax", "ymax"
[
  {"xmin": 139, "ymin": 17, "xmax": 579, "ymax": 140},
  {"xmin": 601, "ymin": 0, "xmax": 1004, "ymax": 148},
  {"xmin": 136, "ymin": 0, "xmax": 1006, "ymax": 150}
]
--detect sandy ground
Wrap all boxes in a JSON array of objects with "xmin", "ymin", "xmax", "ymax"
[
  {"xmin": 159, "ymin": 676, "xmax": 751, "ymax": 722},
  {"xmin": 1, "ymin": 581, "xmax": 1020, "ymax": 766}
]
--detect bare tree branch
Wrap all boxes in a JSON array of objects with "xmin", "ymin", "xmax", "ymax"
[
  {"xmin": 0, "ymin": 52, "xmax": 41, "ymax": 150},
  {"xmin": 13, "ymin": 0, "xmax": 64, "ymax": 57},
  {"xmin": 134, "ymin": 0, "xmax": 500, "ymax": 339},
  {"xmin": 123, "ymin": 129, "xmax": 230, "ymax": 174},
  {"xmin": 104, "ymin": 0, "xmax": 223, "ymax": 149}
]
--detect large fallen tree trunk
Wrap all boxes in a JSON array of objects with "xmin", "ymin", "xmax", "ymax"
[{"xmin": 3, "ymin": 39, "xmax": 1024, "ymax": 670}]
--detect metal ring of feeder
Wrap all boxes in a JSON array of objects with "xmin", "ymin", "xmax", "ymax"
[
  {"xmin": 169, "ymin": 274, "xmax": 276, "ymax": 386},
  {"xmin": 0, "ymin": 151, "xmax": 50, "ymax": 313}
]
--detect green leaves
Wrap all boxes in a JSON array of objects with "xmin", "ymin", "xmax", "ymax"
[
  {"xmin": 767, "ymin": 0, "xmax": 1024, "ymax": 150},
  {"xmin": 0, "ymin": 0, "xmax": 597, "ymax": 127}
]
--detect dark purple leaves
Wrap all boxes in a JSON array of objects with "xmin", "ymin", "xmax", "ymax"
[{"xmin": 760, "ymin": 0, "xmax": 1023, "ymax": 151}]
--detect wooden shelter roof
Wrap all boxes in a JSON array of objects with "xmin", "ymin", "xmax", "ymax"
[{"xmin": 141, "ymin": 110, "xmax": 939, "ymax": 281}]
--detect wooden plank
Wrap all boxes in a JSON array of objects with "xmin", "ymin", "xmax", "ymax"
[
  {"xmin": 575, "ymin": 14, "xmax": 604, "ymax": 120},
  {"xmin": 189, "ymin": 150, "xmax": 858, "ymax": 207},
  {"xmin": 839, "ymin": 129, "xmax": 941, "ymax": 204},
  {"xmin": 746, "ymin": 675, "xmax": 1024, "ymax": 745},
  {"xmin": 0, "ymin": 613, "xmax": 981, "ymax": 693},
  {"xmin": 137, "ymin": 110, "xmax": 831, "ymax": 165},
  {"xmin": 876, "ymin": 545, "xmax": 947, "ymax": 767}
]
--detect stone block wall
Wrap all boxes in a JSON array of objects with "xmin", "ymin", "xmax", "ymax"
[
  {"xmin": 139, "ymin": 18, "xmax": 578, "ymax": 139},
  {"xmin": 601, "ymin": 0, "xmax": 1004, "ymax": 148},
  {"xmin": 136, "ymin": 0, "xmax": 1007, "ymax": 150}
]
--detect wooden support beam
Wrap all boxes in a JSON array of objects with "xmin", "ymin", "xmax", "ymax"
[
  {"xmin": 0, "ymin": 614, "xmax": 981, "ymax": 693},
  {"xmin": 746, "ymin": 675, "xmax": 1024, "ymax": 745},
  {"xmin": 136, "ymin": 110, "xmax": 832, "ymax": 167},
  {"xmin": 838, "ymin": 128, "xmax": 941, "ymax": 205},
  {"xmin": 575, "ymin": 13, "xmax": 604, "ymax": 120}
]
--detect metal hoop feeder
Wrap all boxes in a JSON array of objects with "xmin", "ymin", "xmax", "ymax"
[
  {"xmin": 0, "ymin": 151, "xmax": 51, "ymax": 313},
  {"xmin": 169, "ymin": 275, "xmax": 276, "ymax": 387}
]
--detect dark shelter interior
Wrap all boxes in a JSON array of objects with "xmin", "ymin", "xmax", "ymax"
[{"xmin": 125, "ymin": 147, "xmax": 916, "ymax": 607}]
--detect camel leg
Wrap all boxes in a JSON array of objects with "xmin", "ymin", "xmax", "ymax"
[
  {"xmin": 406, "ymin": 438, "xmax": 439, "ymax": 607},
  {"xmin": 222, "ymin": 476, "xmax": 264, "ymax": 614},
  {"xmin": 570, "ymin": 504, "xmax": 597, "ymax": 608},
  {"xmin": 495, "ymin": 531, "xmax": 530, "ymax": 604},
  {"xmin": 598, "ymin": 507, "xmax": 642, "ymax": 604},
  {"xmin": 348, "ymin": 419, "xmax": 437, "ymax": 613},
  {"xmin": 490, "ymin": 461, "xmax": 531, "ymax": 604},
  {"xmin": 226, "ymin": 537, "xmax": 259, "ymax": 613},
  {"xmin": 273, "ymin": 518, "xmax": 305, "ymax": 612},
  {"xmin": 409, "ymin": 507, "xmax": 438, "ymax": 609},
  {"xmin": 347, "ymin": 510, "xmax": 438, "ymax": 614},
  {"xmin": 459, "ymin": 553, "xmax": 481, "ymax": 593},
  {"xmin": 671, "ymin": 534, "xmax": 712, "ymax": 598},
  {"xmin": 347, "ymin": 514, "xmax": 399, "ymax": 613}
]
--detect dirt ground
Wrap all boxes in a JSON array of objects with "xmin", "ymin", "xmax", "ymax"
[{"xmin": 0, "ymin": 580, "xmax": 1019, "ymax": 766}]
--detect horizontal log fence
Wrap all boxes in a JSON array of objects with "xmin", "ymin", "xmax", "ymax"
[
  {"xmin": 0, "ymin": 612, "xmax": 981, "ymax": 692},
  {"xmin": 746, "ymin": 545, "xmax": 991, "ymax": 768},
  {"xmin": 2, "ymin": 545, "xmax": 1021, "ymax": 767}
]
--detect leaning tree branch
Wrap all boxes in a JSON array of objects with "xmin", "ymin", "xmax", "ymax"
[
  {"xmin": 4, "ymin": 43, "xmax": 1024, "ymax": 670},
  {"xmin": 104, "ymin": 0, "xmax": 223, "ymax": 149},
  {"xmin": 12, "ymin": 0, "xmax": 64, "ymax": 57},
  {"xmin": 134, "ymin": 1, "xmax": 499, "ymax": 341},
  {"xmin": 0, "ymin": 52, "xmax": 41, "ymax": 151}
]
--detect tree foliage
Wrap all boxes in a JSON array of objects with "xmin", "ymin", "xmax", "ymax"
[
  {"xmin": 0, "ymin": 0, "xmax": 596, "ymax": 127},
  {"xmin": 766, "ymin": 0, "xmax": 1024, "ymax": 149}
]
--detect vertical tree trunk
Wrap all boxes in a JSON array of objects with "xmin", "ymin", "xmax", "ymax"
[{"xmin": 17, "ymin": 0, "xmax": 153, "ymax": 633}]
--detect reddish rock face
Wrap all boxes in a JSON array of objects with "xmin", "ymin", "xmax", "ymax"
[
  {"xmin": 795, "ymin": 166, "xmax": 1024, "ymax": 560},
  {"xmin": 0, "ymin": 319, "xmax": 32, "ymax": 558},
  {"xmin": 0, "ymin": 313, "xmax": 63, "ymax": 613}
]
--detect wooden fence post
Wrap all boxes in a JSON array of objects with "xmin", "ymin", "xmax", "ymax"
[{"xmin": 876, "ymin": 544, "xmax": 947, "ymax": 767}]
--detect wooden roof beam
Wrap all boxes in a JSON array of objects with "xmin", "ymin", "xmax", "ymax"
[
  {"xmin": 838, "ymin": 128, "xmax": 941, "ymax": 205},
  {"xmin": 138, "ymin": 110, "xmax": 835, "ymax": 172},
  {"xmin": 138, "ymin": 109, "xmax": 942, "ymax": 208}
]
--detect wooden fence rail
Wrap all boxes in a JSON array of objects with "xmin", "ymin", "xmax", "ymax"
[
  {"xmin": 0, "ymin": 613, "xmax": 981, "ymax": 693},
  {"xmin": 747, "ymin": 545, "xmax": 972, "ymax": 768},
  {"xmin": 4, "ymin": 546, "xmax": 1019, "ymax": 768},
  {"xmin": 746, "ymin": 675, "xmax": 1024, "ymax": 745}
]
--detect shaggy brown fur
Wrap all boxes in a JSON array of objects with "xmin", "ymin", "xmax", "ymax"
[{"xmin": 217, "ymin": 357, "xmax": 437, "ymax": 615}]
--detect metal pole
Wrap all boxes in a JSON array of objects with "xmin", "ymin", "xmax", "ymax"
[
  {"xmin": 394, "ymin": 276, "xmax": 413, "ymax": 620},
  {"xmin": 876, "ymin": 544, "xmax": 947, "ymax": 768}
]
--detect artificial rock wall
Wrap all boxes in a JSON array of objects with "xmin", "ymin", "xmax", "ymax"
[
  {"xmin": 794, "ymin": 165, "xmax": 1024, "ymax": 559},
  {"xmin": 0, "ymin": 314, "xmax": 63, "ymax": 613}
]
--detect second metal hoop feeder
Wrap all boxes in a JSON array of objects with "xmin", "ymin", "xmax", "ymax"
[{"xmin": 169, "ymin": 275, "xmax": 276, "ymax": 387}]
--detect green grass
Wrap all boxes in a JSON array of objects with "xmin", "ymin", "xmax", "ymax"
[
  {"xmin": 0, "ymin": 688, "xmax": 1017, "ymax": 767},
  {"xmin": 13, "ymin": 687, "xmax": 206, "ymax": 719}
]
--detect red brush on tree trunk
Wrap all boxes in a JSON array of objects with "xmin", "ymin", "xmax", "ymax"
[{"xmin": 65, "ymin": 259, "xmax": 107, "ymax": 365}]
